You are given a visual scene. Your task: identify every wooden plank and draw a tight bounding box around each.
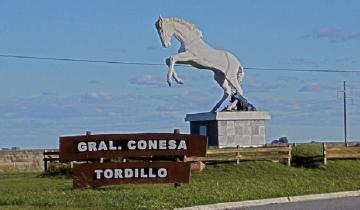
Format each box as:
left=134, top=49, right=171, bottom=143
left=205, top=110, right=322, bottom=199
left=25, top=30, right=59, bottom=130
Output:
left=59, top=133, right=207, bottom=162
left=327, top=146, right=360, bottom=151
left=206, top=148, right=238, bottom=154
left=185, top=156, right=237, bottom=162
left=185, top=156, right=204, bottom=162
left=185, top=154, right=289, bottom=162
left=73, top=162, right=191, bottom=188
left=239, top=154, right=289, bottom=160
left=326, top=153, right=360, bottom=159
left=0, top=162, right=33, bottom=166
left=238, top=147, right=289, bottom=153
left=236, top=145, right=240, bottom=165
left=206, top=147, right=289, bottom=154
left=186, top=146, right=291, bottom=163
left=287, top=145, right=292, bottom=166
left=323, top=143, right=327, bottom=165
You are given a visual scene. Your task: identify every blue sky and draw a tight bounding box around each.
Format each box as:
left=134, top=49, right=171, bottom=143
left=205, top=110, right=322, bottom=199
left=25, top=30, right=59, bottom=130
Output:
left=0, top=0, right=359, bottom=148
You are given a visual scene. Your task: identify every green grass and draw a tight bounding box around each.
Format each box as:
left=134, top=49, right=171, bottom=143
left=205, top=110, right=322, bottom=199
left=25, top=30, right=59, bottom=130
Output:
left=1, top=144, right=360, bottom=210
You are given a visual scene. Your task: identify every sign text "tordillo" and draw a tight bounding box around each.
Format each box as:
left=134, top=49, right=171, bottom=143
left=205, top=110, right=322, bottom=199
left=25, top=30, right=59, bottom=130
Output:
left=73, top=162, right=191, bottom=188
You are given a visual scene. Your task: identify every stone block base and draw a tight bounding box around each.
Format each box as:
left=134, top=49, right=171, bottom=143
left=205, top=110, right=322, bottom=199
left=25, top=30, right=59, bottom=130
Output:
left=185, top=112, right=271, bottom=148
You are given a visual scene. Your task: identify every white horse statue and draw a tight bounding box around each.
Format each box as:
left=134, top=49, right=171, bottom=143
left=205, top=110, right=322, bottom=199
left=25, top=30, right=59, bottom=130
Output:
left=155, top=16, right=255, bottom=112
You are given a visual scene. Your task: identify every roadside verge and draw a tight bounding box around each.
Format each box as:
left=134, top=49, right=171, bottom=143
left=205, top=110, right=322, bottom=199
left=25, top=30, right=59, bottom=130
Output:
left=176, top=190, right=360, bottom=210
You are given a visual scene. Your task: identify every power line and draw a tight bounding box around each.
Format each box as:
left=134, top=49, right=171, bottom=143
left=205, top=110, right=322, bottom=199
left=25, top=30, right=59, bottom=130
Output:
left=0, top=54, right=164, bottom=66
left=1, top=53, right=360, bottom=73
left=245, top=67, right=359, bottom=73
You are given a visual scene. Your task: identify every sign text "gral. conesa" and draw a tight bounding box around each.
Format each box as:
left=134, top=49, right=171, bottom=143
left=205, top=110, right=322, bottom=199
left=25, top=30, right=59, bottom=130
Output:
left=76, top=139, right=188, bottom=152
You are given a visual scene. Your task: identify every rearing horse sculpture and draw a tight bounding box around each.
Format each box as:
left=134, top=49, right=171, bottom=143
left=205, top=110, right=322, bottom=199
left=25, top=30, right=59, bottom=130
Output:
left=155, top=16, right=255, bottom=112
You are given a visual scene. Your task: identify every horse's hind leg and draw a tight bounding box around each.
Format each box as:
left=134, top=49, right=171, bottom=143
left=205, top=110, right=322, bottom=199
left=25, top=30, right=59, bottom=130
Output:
left=211, top=91, right=229, bottom=112
left=224, top=69, right=244, bottom=110
left=226, top=68, right=256, bottom=111
left=226, top=70, right=243, bottom=96
left=211, top=72, right=231, bottom=112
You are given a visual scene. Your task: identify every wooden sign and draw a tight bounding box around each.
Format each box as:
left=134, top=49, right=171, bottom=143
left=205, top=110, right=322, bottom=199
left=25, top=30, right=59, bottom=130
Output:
left=73, top=162, right=191, bottom=188
left=59, top=133, right=207, bottom=162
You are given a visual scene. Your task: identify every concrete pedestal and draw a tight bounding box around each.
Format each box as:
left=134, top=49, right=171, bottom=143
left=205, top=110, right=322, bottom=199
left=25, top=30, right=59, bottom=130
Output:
left=185, top=112, right=271, bottom=148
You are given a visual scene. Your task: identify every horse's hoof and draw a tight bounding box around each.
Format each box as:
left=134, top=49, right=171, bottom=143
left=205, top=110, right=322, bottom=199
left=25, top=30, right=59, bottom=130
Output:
left=167, top=81, right=172, bottom=87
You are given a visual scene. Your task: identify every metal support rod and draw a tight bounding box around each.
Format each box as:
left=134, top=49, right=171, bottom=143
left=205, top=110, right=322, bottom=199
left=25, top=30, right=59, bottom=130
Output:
left=343, top=81, right=348, bottom=147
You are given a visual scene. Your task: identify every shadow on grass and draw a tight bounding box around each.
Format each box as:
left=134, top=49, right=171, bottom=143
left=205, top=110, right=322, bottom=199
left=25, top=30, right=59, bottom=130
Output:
left=292, top=155, right=324, bottom=168
left=291, top=144, right=325, bottom=169
left=40, top=167, right=73, bottom=178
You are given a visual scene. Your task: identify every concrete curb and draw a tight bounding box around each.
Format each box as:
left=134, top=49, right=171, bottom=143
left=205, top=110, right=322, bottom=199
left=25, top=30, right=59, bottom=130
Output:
left=175, top=190, right=360, bottom=210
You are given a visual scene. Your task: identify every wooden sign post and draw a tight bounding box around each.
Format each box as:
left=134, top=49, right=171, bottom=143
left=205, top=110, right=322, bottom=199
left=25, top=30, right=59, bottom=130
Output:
left=59, top=130, right=207, bottom=188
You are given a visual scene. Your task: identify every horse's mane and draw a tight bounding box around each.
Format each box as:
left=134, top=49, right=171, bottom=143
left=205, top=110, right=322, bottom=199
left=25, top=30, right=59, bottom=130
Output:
left=164, top=17, right=203, bottom=38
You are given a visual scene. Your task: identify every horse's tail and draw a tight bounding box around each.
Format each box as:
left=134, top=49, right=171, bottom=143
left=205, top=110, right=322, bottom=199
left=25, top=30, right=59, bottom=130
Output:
left=237, top=64, right=244, bottom=85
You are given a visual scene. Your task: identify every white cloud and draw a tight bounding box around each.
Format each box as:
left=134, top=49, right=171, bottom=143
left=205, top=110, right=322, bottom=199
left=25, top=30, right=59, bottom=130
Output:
left=298, top=82, right=333, bottom=92
left=299, top=83, right=322, bottom=92
left=129, top=74, right=165, bottom=86
left=88, top=80, right=101, bottom=84
left=244, top=77, right=287, bottom=92
left=312, top=26, right=360, bottom=42
left=84, top=91, right=113, bottom=101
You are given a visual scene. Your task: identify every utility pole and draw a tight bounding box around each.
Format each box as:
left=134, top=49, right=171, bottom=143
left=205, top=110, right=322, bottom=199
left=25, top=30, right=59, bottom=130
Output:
left=342, top=81, right=348, bottom=147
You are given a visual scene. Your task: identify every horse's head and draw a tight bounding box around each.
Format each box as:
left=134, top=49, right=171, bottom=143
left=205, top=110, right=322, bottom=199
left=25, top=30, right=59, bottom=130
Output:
left=155, top=16, right=173, bottom=48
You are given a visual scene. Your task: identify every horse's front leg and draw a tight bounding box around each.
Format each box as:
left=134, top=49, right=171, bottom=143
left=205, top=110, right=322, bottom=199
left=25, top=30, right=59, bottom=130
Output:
left=166, top=52, right=194, bottom=86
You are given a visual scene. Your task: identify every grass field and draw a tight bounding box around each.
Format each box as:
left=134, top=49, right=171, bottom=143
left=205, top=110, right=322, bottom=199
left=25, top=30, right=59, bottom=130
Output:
left=1, top=144, right=360, bottom=210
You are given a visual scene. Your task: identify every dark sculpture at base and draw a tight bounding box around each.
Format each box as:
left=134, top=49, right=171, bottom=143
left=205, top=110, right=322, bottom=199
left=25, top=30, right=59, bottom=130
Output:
left=223, top=94, right=256, bottom=111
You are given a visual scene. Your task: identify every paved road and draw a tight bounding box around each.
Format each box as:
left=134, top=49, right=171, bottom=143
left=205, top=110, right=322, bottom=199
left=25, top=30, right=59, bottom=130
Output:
left=238, top=196, right=360, bottom=210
